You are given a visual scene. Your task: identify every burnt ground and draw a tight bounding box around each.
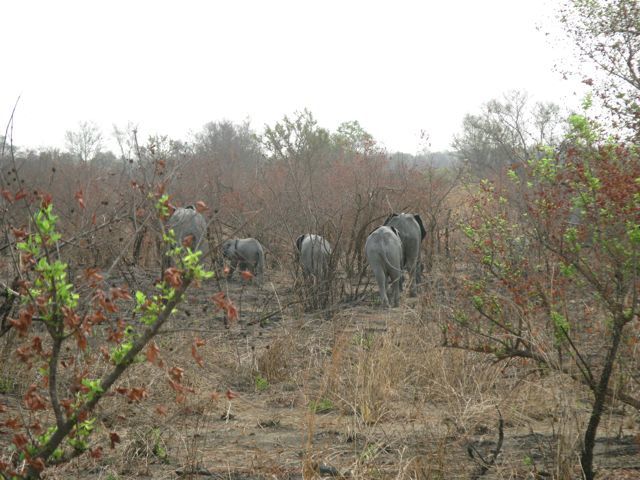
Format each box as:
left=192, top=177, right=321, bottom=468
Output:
left=1, top=265, right=639, bottom=479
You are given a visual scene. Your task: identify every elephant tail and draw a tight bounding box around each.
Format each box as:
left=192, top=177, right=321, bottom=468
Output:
left=380, top=251, right=404, bottom=275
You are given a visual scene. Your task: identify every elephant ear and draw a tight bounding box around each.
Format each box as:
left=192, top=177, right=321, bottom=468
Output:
left=414, top=214, right=427, bottom=240
left=383, top=213, right=398, bottom=226
left=295, top=235, right=306, bottom=252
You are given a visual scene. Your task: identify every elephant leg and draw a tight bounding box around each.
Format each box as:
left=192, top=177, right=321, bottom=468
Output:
left=415, top=255, right=424, bottom=286
left=227, top=260, right=237, bottom=279
left=406, top=255, right=419, bottom=297
left=389, top=272, right=401, bottom=307
left=256, top=255, right=264, bottom=285
left=372, top=265, right=389, bottom=308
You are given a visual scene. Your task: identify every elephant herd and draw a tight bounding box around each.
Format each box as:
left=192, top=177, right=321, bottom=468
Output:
left=166, top=206, right=426, bottom=308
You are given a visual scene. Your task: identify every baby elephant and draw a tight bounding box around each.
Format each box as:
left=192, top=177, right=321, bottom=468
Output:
left=222, top=238, right=265, bottom=284
left=365, top=226, right=403, bottom=308
left=295, top=234, right=332, bottom=282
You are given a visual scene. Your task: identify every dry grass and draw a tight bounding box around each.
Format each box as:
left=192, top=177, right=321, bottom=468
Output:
left=1, top=261, right=639, bottom=480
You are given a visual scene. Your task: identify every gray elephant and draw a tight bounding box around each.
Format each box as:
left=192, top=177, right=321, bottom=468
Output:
left=295, top=234, right=332, bottom=281
left=383, top=212, right=426, bottom=297
left=222, top=237, right=265, bottom=284
left=165, top=205, right=207, bottom=268
left=365, top=225, right=403, bottom=308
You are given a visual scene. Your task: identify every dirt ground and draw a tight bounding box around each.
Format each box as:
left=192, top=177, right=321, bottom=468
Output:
left=1, top=265, right=639, bottom=479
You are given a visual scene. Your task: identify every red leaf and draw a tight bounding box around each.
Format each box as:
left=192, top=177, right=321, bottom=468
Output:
left=240, top=270, right=254, bottom=281
left=85, top=267, right=103, bottom=285
left=14, top=189, right=27, bottom=201
left=4, top=417, right=21, bottom=429
left=225, top=389, right=238, bottom=400
left=28, top=457, right=45, bottom=472
left=13, top=433, right=29, bottom=449
left=146, top=342, right=161, bottom=365
left=90, top=446, right=103, bottom=459
left=191, top=342, right=204, bottom=368
left=211, top=292, right=238, bottom=322
left=182, top=234, right=194, bottom=248
left=10, top=227, right=27, bottom=240
left=110, top=286, right=132, bottom=301
left=126, top=387, right=148, bottom=403
left=39, top=192, right=52, bottom=208
left=75, top=190, right=85, bottom=209
left=163, top=267, right=183, bottom=288
left=109, top=432, right=121, bottom=449
left=169, top=367, right=184, bottom=383
left=24, top=385, right=48, bottom=410
left=156, top=405, right=168, bottom=416
left=1, top=190, right=13, bottom=203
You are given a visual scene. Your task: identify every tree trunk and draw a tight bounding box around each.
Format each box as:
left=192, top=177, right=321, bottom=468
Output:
left=580, top=318, right=624, bottom=480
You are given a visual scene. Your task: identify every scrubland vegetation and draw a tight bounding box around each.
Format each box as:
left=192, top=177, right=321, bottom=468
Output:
left=1, top=1, right=640, bottom=479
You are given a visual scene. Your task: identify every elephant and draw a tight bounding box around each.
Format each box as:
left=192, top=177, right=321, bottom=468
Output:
left=222, top=237, right=265, bottom=284
left=365, top=225, right=403, bottom=308
left=383, top=212, right=426, bottom=297
left=295, top=234, right=332, bottom=282
left=164, top=205, right=207, bottom=268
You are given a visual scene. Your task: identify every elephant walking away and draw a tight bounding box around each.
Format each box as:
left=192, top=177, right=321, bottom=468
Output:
left=222, top=238, right=265, bottom=284
left=165, top=205, right=207, bottom=268
left=295, top=234, right=332, bottom=282
left=383, top=212, right=426, bottom=297
left=365, top=226, right=403, bottom=308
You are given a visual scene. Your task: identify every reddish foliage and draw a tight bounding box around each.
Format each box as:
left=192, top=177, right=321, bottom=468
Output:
left=211, top=292, right=238, bottom=322
left=10, top=306, right=34, bottom=336
left=10, top=226, right=26, bottom=240
left=146, top=341, right=162, bottom=367
left=12, top=433, right=28, bottom=449
left=163, top=267, right=183, bottom=288
left=109, top=286, right=132, bottom=301
left=24, top=385, right=47, bottom=411
left=240, top=270, right=254, bottom=281
left=14, top=189, right=27, bottom=201
left=4, top=417, right=21, bottom=429
left=28, top=457, right=45, bottom=472
left=89, top=446, right=103, bottom=459
left=195, top=200, right=208, bottom=212
left=191, top=337, right=205, bottom=367
left=84, top=267, right=104, bottom=286
left=225, top=389, right=238, bottom=400
left=109, top=432, right=121, bottom=449
left=169, top=367, right=184, bottom=383
left=181, top=234, right=194, bottom=248
left=106, top=318, right=126, bottom=343
left=116, top=387, right=148, bottom=403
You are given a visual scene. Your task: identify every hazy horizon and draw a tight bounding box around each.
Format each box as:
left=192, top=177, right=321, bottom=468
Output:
left=2, top=0, right=586, bottom=154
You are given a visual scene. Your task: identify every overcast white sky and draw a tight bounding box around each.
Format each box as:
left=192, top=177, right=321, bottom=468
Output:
left=2, top=0, right=584, bottom=153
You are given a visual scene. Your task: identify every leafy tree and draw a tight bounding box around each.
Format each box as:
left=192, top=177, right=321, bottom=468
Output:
left=0, top=190, right=225, bottom=479
left=443, top=110, right=639, bottom=479
left=559, top=0, right=640, bottom=138
left=262, top=109, right=331, bottom=167
left=331, top=120, right=377, bottom=155
left=453, top=91, right=563, bottom=178
left=64, top=121, right=103, bottom=163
